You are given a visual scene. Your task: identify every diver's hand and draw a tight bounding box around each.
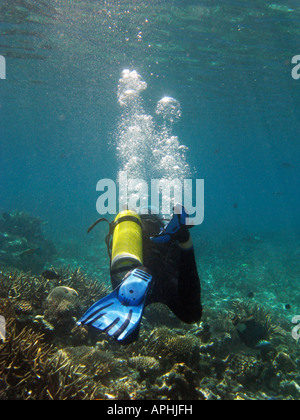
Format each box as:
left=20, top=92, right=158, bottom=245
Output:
left=150, top=204, right=193, bottom=244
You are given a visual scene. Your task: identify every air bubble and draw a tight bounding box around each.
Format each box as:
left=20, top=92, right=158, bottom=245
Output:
left=156, top=96, right=182, bottom=123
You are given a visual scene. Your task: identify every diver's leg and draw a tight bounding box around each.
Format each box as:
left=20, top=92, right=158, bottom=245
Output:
left=178, top=234, right=193, bottom=250
left=169, top=233, right=202, bottom=323
left=150, top=204, right=202, bottom=323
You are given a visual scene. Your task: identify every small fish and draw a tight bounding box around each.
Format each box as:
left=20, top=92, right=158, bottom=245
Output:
left=41, top=269, right=60, bottom=280
left=255, top=340, right=273, bottom=351
left=19, top=247, right=41, bottom=257
left=247, top=292, right=255, bottom=299
left=242, top=236, right=262, bottom=244
left=233, top=203, right=238, bottom=209
left=273, top=192, right=286, bottom=197
left=281, top=162, right=293, bottom=168
left=285, top=304, right=291, bottom=310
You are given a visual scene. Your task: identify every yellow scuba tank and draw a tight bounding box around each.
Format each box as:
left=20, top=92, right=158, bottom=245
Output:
left=111, top=210, right=143, bottom=285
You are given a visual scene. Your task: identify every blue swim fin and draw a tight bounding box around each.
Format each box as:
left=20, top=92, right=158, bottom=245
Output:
left=151, top=203, right=192, bottom=244
left=77, top=268, right=152, bottom=342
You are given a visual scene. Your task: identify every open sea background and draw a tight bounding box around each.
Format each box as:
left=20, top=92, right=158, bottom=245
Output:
left=0, top=0, right=299, bottom=312
left=1, top=0, right=300, bottom=401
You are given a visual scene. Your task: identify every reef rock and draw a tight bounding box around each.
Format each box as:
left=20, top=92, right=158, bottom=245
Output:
left=273, top=352, right=296, bottom=374
left=47, top=286, right=79, bottom=302
left=279, top=380, right=300, bottom=398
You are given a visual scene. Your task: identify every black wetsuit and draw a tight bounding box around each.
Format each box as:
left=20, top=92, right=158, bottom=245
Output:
left=140, top=214, right=202, bottom=324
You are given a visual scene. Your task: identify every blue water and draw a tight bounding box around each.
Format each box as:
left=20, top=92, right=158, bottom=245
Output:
left=1, top=0, right=300, bottom=401
left=1, top=0, right=299, bottom=242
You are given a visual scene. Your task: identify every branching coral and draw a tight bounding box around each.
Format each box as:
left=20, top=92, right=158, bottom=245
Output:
left=143, top=327, right=199, bottom=366
left=0, top=325, right=54, bottom=399
left=44, top=354, right=96, bottom=400
left=0, top=267, right=111, bottom=360
left=50, top=266, right=109, bottom=307
left=59, top=346, right=124, bottom=383
left=0, top=325, right=97, bottom=400
left=225, top=354, right=264, bottom=386
left=128, top=356, right=160, bottom=376
left=0, top=270, right=50, bottom=309
left=0, top=267, right=109, bottom=318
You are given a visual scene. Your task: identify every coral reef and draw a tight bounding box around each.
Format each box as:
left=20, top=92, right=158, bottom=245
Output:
left=0, top=267, right=108, bottom=348
left=0, top=228, right=299, bottom=400
left=0, top=323, right=97, bottom=400
left=230, top=300, right=287, bottom=347
left=0, top=266, right=299, bottom=400
left=144, top=327, right=199, bottom=368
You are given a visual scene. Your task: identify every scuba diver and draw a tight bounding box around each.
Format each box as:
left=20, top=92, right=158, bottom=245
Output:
left=78, top=204, right=202, bottom=344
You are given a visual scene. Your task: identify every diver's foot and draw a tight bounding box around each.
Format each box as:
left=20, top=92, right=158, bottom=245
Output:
left=78, top=268, right=152, bottom=343
left=151, top=204, right=193, bottom=244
